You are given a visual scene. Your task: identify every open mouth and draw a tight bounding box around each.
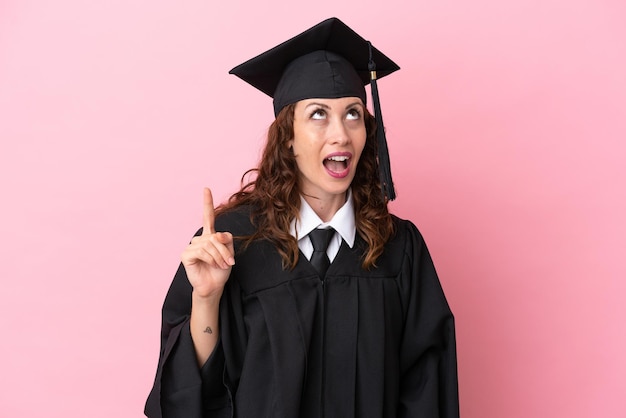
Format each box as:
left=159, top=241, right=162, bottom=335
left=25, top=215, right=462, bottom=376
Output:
left=323, top=154, right=351, bottom=178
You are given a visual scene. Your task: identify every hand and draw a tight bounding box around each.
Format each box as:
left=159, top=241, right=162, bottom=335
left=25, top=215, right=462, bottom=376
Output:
left=181, top=188, right=235, bottom=299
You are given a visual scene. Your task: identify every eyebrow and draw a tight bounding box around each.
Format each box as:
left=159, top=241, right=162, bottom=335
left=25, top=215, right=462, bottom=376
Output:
left=304, top=101, right=364, bottom=110
left=305, top=102, right=330, bottom=110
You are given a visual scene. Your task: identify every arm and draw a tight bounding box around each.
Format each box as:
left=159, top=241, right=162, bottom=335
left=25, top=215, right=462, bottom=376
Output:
left=145, top=188, right=235, bottom=418
left=184, top=188, right=235, bottom=367
left=398, top=221, right=459, bottom=418
left=190, top=291, right=222, bottom=366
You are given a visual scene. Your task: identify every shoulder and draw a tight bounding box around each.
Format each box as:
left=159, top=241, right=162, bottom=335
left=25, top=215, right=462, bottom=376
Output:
left=214, top=205, right=256, bottom=236
left=389, top=214, right=427, bottom=250
left=188, top=205, right=256, bottom=238
left=363, top=215, right=429, bottom=276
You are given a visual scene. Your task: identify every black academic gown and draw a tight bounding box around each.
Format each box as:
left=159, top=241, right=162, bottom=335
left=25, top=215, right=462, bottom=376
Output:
left=145, top=207, right=459, bottom=418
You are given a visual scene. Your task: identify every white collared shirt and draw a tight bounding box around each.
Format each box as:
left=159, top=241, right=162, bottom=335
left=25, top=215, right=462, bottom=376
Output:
left=289, top=189, right=356, bottom=262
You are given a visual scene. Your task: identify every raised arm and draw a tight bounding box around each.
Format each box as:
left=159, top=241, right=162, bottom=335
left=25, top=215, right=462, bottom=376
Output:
left=182, top=187, right=235, bottom=366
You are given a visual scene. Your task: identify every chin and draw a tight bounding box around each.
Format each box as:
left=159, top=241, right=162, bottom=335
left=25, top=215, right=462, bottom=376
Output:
left=325, top=182, right=352, bottom=196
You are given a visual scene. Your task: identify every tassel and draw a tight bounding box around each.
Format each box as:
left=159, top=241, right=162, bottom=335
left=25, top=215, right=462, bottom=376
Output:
left=368, top=42, right=396, bottom=201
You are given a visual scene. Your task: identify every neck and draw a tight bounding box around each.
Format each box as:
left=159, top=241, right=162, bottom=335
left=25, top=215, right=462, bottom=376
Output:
left=302, top=192, right=346, bottom=223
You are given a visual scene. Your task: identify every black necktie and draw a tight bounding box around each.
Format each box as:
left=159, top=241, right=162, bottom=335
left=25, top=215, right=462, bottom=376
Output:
left=309, top=228, right=335, bottom=278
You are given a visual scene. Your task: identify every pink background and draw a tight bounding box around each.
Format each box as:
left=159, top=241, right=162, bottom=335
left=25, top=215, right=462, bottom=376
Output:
left=1, top=1, right=625, bottom=417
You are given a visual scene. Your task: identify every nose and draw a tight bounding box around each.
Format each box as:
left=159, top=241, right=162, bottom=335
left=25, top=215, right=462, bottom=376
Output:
left=328, top=117, right=351, bottom=146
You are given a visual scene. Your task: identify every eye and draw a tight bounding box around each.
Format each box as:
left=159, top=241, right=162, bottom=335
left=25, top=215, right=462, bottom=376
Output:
left=346, top=108, right=362, bottom=120
left=310, top=108, right=327, bottom=120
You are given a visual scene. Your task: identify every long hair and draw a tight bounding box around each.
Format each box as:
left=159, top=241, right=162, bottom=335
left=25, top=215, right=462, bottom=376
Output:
left=217, top=103, right=395, bottom=270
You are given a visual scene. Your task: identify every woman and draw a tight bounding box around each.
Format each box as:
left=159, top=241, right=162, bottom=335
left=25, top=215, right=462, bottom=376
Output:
left=146, top=17, right=459, bottom=418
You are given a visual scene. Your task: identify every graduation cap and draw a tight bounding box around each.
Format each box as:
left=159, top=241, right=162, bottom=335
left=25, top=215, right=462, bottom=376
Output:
left=229, top=17, right=399, bottom=200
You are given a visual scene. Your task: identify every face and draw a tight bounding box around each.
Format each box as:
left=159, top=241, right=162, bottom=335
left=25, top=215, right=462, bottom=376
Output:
left=289, top=97, right=367, bottom=204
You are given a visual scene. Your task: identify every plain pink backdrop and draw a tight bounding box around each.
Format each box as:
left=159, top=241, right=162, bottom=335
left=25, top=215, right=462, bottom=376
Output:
left=1, top=1, right=625, bottom=417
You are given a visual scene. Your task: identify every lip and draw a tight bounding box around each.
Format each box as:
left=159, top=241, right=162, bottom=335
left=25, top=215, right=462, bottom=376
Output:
left=323, top=151, right=353, bottom=179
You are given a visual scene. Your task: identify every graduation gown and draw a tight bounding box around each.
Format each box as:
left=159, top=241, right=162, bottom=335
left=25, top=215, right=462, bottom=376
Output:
left=145, top=207, right=459, bottom=418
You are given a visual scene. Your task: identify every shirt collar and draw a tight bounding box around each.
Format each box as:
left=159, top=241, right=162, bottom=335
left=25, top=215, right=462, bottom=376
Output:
left=290, top=189, right=356, bottom=248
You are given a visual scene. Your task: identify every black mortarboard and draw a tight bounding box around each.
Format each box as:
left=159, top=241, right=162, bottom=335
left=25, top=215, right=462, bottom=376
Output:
left=229, top=17, right=399, bottom=200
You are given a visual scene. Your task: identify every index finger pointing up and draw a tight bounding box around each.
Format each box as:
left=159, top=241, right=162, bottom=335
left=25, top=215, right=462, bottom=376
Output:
left=202, top=187, right=216, bottom=235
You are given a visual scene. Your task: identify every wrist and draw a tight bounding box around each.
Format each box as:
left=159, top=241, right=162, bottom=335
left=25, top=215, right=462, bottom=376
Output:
left=192, top=288, right=223, bottom=306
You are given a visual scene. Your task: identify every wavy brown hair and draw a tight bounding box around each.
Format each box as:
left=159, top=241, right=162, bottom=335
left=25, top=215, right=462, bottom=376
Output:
left=216, top=102, right=395, bottom=270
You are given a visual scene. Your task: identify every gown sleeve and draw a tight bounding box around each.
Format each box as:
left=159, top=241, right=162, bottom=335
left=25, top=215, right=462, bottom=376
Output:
left=144, top=236, right=231, bottom=418
left=397, top=221, right=460, bottom=418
